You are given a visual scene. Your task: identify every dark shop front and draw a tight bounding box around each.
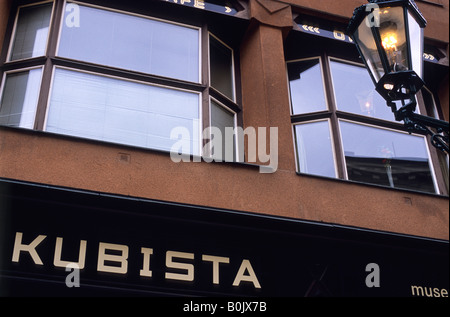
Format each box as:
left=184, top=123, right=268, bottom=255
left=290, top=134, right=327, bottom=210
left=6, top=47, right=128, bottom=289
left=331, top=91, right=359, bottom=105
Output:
left=0, top=179, right=448, bottom=297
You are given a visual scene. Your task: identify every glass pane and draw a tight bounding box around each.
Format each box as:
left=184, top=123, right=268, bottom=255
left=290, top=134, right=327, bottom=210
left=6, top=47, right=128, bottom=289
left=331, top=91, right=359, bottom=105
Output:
left=210, top=100, right=235, bottom=161
left=330, top=60, right=394, bottom=121
left=0, top=68, right=42, bottom=129
left=407, top=11, right=424, bottom=78
left=46, top=68, right=200, bottom=154
left=9, top=3, right=52, bottom=61
left=379, top=7, right=409, bottom=72
left=340, top=121, right=436, bottom=193
left=59, top=4, right=200, bottom=83
left=210, top=36, right=234, bottom=100
left=354, top=18, right=384, bottom=82
left=295, top=121, right=336, bottom=178
left=288, top=59, right=327, bottom=115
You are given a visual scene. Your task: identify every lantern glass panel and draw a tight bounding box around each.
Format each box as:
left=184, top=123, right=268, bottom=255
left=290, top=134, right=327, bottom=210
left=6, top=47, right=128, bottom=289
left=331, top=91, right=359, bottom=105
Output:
left=378, top=7, right=410, bottom=73
left=407, top=11, right=424, bottom=78
left=354, top=20, right=385, bottom=83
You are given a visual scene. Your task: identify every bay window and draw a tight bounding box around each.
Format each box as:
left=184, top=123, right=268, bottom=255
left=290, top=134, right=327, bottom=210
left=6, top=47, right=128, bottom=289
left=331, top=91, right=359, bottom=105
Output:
left=288, top=56, right=442, bottom=194
left=0, top=0, right=241, bottom=158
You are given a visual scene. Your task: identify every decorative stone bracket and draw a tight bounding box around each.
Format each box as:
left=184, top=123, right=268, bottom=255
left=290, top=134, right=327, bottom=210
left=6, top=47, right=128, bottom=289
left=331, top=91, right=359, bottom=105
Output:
left=249, top=0, right=294, bottom=35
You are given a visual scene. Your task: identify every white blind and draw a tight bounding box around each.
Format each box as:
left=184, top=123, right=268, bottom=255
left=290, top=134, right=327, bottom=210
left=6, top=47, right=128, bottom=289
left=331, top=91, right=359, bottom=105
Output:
left=46, top=68, right=200, bottom=154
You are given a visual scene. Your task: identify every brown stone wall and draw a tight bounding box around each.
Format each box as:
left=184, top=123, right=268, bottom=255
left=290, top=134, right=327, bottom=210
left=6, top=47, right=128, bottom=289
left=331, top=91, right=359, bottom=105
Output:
left=0, top=0, right=12, bottom=51
left=0, top=128, right=448, bottom=240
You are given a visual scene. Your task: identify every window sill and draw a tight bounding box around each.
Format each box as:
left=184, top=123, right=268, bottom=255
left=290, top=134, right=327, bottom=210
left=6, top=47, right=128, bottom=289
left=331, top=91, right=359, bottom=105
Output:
left=0, top=125, right=262, bottom=171
left=295, top=171, right=449, bottom=199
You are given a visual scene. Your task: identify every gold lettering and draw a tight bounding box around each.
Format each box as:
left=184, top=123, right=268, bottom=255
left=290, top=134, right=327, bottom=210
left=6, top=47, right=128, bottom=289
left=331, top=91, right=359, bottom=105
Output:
left=433, top=288, right=442, bottom=297
left=412, top=285, right=449, bottom=297
left=12, top=232, right=46, bottom=265
left=202, top=255, right=230, bottom=285
left=423, top=53, right=435, bottom=61
left=334, top=30, right=346, bottom=41
left=53, top=237, right=87, bottom=269
left=194, top=0, right=205, bottom=9
left=97, top=243, right=129, bottom=275
left=140, top=248, right=154, bottom=278
left=165, top=251, right=195, bottom=282
left=411, top=285, right=424, bottom=296
left=232, top=259, right=261, bottom=289
left=301, top=25, right=320, bottom=34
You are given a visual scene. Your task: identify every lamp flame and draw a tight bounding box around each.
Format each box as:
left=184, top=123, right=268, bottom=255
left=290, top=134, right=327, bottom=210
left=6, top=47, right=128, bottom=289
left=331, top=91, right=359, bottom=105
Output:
left=382, top=33, right=398, bottom=50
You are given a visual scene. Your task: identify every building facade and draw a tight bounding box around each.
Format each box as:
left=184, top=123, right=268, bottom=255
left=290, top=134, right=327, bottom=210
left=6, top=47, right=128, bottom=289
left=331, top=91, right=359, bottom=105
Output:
left=0, top=0, right=448, bottom=297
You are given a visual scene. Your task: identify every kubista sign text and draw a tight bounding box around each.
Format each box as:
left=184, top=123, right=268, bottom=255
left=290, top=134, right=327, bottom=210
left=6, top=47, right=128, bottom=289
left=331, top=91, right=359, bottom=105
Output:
left=11, top=232, right=262, bottom=290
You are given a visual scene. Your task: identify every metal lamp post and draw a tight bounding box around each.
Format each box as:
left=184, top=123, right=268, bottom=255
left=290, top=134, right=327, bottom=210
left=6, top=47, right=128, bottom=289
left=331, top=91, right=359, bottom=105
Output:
left=347, top=0, right=449, bottom=154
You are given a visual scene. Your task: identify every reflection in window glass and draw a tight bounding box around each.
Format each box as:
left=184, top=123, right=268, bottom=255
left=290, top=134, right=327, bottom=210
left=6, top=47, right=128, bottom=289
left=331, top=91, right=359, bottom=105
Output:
left=9, top=3, right=52, bottom=61
left=0, top=69, right=42, bottom=129
left=210, top=36, right=234, bottom=100
left=295, top=121, right=336, bottom=178
left=210, top=100, right=236, bottom=161
left=46, top=68, right=200, bottom=154
left=288, top=59, right=327, bottom=115
left=330, top=60, right=393, bottom=121
left=58, top=4, right=200, bottom=83
left=340, top=121, right=436, bottom=193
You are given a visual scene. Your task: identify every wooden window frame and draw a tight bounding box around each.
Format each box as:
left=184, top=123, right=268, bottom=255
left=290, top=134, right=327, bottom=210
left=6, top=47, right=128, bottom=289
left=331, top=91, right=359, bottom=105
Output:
left=288, top=50, right=449, bottom=196
left=0, top=0, right=243, bottom=157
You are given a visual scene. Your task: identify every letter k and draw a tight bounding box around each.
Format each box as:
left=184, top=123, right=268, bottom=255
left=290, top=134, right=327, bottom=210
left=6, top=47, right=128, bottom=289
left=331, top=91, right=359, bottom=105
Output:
left=12, top=232, right=47, bottom=265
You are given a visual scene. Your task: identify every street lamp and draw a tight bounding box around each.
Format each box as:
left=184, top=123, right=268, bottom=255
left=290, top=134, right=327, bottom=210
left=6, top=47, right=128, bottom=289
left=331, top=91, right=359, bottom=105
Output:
left=347, top=0, right=449, bottom=154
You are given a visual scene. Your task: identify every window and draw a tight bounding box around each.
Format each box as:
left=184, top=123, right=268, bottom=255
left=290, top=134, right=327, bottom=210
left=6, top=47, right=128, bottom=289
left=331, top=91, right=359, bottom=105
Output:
left=329, top=60, right=393, bottom=121
left=8, top=2, right=52, bottom=61
left=288, top=58, right=327, bottom=115
left=294, top=120, right=336, bottom=178
left=0, top=68, right=43, bottom=128
left=58, top=4, right=200, bottom=83
left=340, top=121, right=435, bottom=193
left=209, top=34, right=235, bottom=100
left=288, top=56, right=440, bottom=194
left=210, top=98, right=237, bottom=161
left=46, top=68, right=200, bottom=154
left=208, top=34, right=238, bottom=161
left=1, top=0, right=241, bottom=157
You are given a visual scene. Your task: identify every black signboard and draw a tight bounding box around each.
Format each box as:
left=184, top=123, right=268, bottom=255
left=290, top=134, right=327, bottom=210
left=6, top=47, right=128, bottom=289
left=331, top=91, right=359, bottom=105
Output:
left=0, top=179, right=448, bottom=297
left=160, top=0, right=238, bottom=16
left=296, top=21, right=440, bottom=64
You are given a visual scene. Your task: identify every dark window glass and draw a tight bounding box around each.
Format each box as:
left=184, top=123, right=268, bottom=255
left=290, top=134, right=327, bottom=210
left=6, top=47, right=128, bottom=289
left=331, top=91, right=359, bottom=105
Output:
left=9, top=3, right=52, bottom=61
left=210, top=35, right=234, bottom=100
left=210, top=99, right=236, bottom=161
left=0, top=68, right=42, bottom=129
left=340, top=121, right=436, bottom=193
